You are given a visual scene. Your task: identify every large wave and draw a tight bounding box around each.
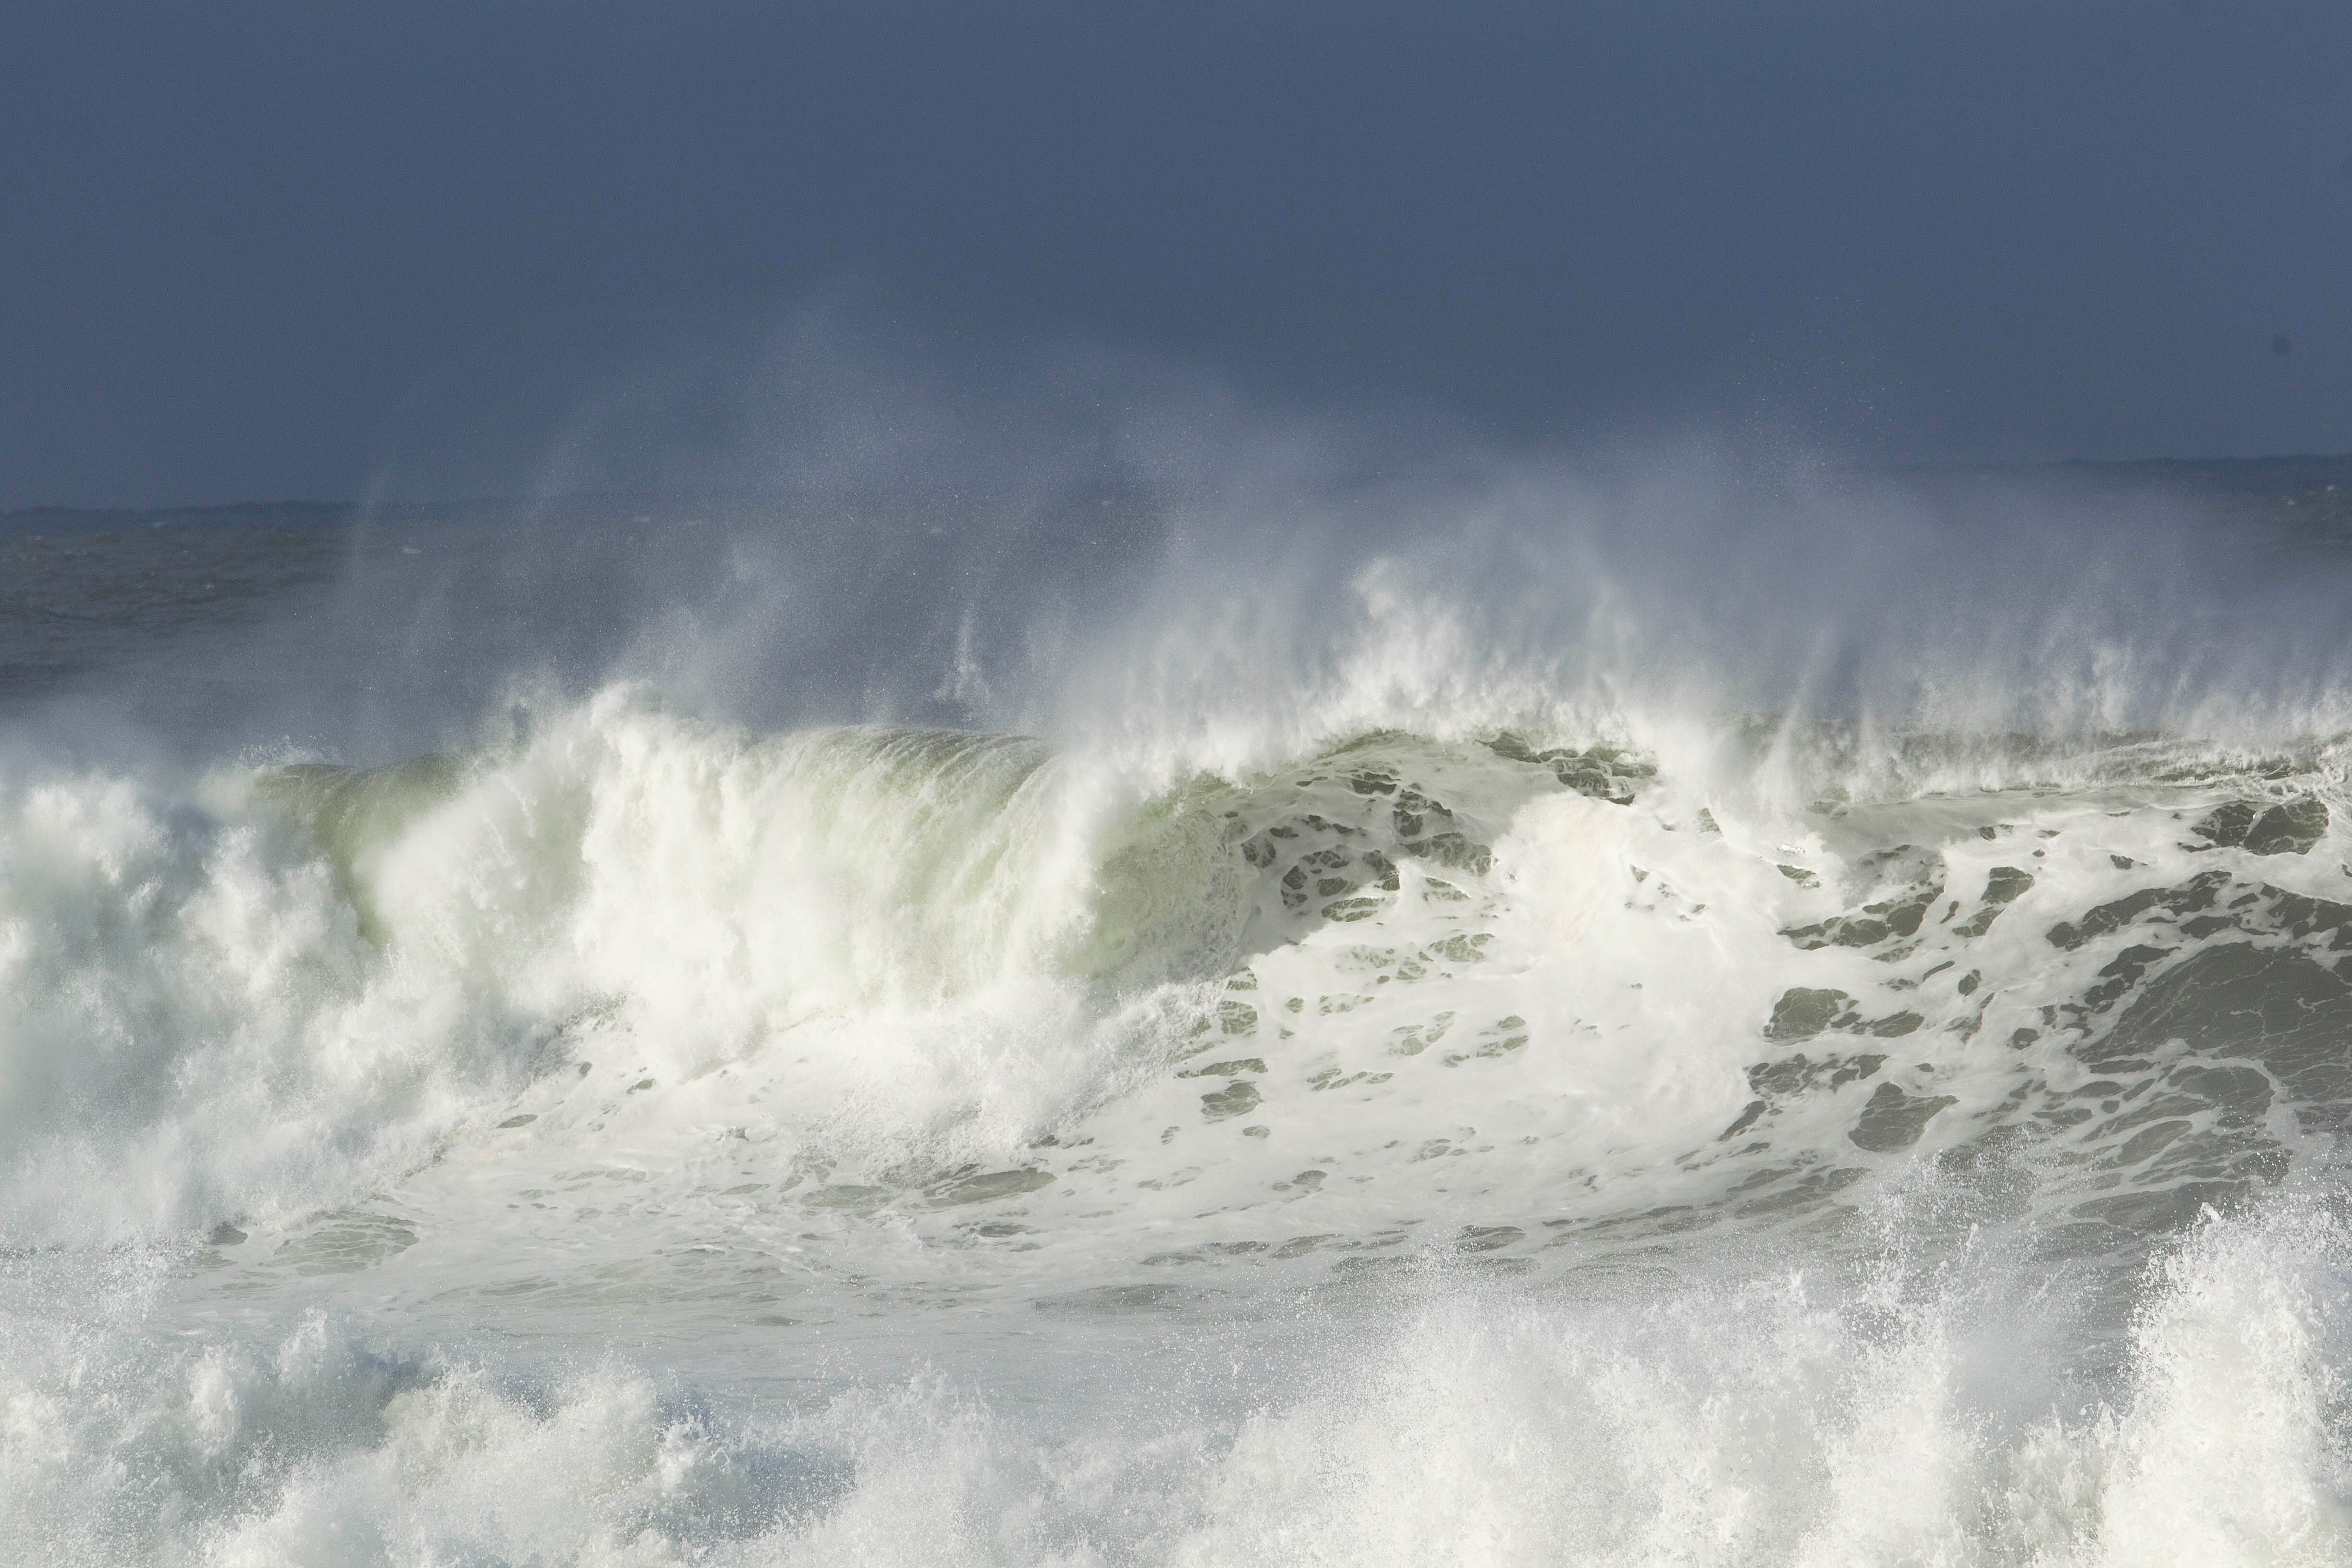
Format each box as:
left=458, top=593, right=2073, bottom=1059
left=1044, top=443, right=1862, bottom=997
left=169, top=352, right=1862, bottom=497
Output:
left=9, top=424, right=2352, bottom=1561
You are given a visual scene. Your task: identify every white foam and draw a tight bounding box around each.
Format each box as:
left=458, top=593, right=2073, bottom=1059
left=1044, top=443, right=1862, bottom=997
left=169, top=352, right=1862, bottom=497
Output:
left=7, top=1206, right=2341, bottom=1565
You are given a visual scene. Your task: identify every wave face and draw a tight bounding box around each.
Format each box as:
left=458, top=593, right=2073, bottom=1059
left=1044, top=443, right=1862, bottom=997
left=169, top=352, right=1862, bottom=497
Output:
left=9, top=461, right=2352, bottom=1563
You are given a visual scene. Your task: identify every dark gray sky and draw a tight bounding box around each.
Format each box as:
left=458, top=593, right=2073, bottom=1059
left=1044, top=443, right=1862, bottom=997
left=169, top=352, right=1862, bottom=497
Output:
left=4, top=0, right=2348, bottom=508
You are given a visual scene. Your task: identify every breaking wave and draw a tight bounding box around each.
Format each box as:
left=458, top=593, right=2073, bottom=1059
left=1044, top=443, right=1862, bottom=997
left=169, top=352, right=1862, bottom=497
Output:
left=10, top=438, right=2352, bottom=1561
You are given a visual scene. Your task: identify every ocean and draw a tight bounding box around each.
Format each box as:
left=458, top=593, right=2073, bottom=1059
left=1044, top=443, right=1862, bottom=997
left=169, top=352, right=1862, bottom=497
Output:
left=6, top=451, right=2352, bottom=1565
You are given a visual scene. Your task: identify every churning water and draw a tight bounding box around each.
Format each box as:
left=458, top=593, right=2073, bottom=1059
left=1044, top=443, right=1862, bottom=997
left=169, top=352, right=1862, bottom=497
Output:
left=7, top=447, right=2352, bottom=1564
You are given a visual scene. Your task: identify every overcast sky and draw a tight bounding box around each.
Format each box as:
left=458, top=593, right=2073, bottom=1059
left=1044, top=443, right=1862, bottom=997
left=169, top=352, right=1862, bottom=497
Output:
left=3, top=0, right=2347, bottom=508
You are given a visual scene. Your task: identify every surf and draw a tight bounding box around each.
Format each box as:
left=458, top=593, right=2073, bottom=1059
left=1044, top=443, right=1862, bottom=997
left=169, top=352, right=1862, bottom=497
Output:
left=9, top=448, right=2352, bottom=1563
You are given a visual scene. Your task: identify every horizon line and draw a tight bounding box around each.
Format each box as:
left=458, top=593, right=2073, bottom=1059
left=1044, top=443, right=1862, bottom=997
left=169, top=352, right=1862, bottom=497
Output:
left=8, top=450, right=2352, bottom=521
